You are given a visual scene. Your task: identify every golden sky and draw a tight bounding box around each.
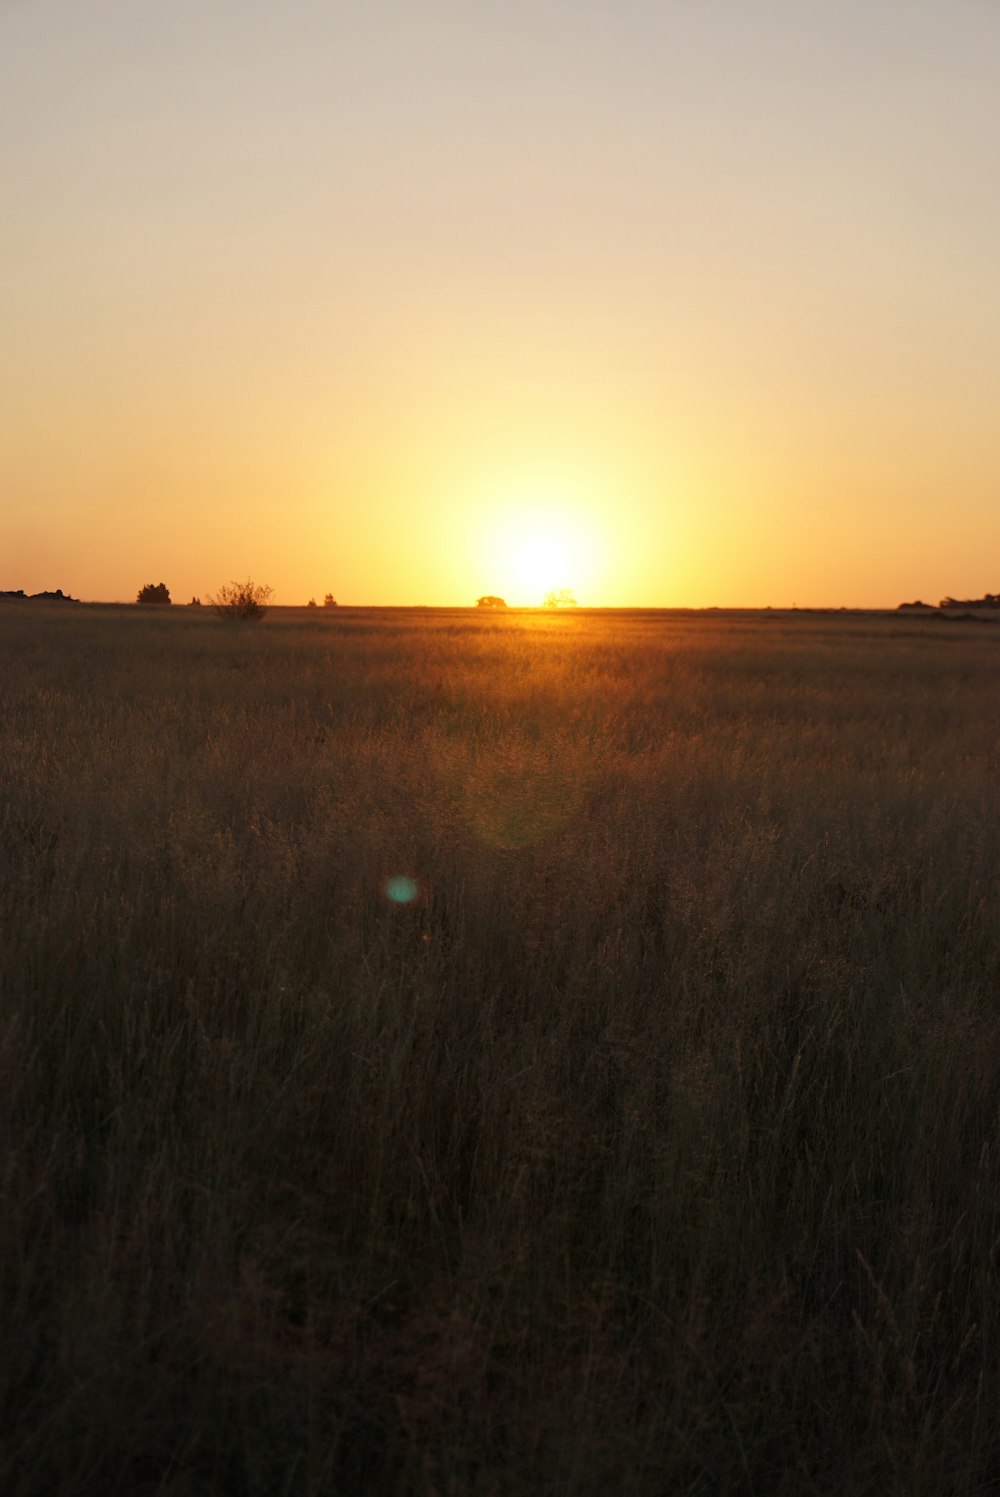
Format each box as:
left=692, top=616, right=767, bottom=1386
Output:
left=3, top=1, right=999, bottom=607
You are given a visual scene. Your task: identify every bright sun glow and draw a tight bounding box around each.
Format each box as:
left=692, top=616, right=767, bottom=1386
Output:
left=514, top=534, right=572, bottom=595
left=472, top=486, right=607, bottom=606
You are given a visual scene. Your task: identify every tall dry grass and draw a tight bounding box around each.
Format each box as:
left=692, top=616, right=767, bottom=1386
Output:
left=2, top=603, right=999, bottom=1494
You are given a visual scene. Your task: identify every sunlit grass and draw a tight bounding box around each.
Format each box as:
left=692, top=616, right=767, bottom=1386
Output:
left=2, top=603, right=999, bottom=1494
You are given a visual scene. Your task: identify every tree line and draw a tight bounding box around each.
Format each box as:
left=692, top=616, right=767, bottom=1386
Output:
left=136, top=582, right=338, bottom=618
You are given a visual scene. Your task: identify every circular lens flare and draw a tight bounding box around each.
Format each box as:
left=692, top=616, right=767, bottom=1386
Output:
left=384, top=875, right=419, bottom=904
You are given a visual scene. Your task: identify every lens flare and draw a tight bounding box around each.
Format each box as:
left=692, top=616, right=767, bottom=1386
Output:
left=384, top=874, right=419, bottom=904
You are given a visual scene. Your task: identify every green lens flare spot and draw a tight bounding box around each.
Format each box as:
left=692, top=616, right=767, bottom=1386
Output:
left=385, top=875, right=419, bottom=904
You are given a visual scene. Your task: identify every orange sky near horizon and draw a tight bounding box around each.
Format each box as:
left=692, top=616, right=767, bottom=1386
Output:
left=3, top=1, right=999, bottom=609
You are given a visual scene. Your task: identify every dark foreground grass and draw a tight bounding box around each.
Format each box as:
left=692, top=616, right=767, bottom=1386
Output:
left=2, top=603, right=999, bottom=1495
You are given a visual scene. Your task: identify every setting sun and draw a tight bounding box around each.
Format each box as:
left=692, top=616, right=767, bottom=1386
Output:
left=514, top=535, right=568, bottom=597
left=470, top=490, right=607, bottom=607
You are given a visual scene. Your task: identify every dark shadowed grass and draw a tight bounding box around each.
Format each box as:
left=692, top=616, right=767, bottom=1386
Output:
left=2, top=604, right=1000, bottom=1494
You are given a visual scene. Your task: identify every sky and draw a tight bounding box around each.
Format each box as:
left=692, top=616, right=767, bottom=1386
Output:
left=2, top=0, right=999, bottom=607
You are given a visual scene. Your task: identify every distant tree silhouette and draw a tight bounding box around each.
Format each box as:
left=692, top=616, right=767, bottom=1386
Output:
left=208, top=579, right=273, bottom=621
left=939, top=593, right=1000, bottom=609
left=323, top=593, right=338, bottom=608
left=476, top=595, right=507, bottom=608
left=307, top=597, right=318, bottom=608
left=2, top=588, right=76, bottom=602
left=189, top=596, right=202, bottom=606
left=137, top=582, right=171, bottom=605
left=543, top=588, right=577, bottom=608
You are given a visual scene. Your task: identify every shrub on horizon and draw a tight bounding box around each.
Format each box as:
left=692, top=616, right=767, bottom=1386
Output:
left=208, top=579, right=273, bottom=622
left=137, top=582, right=171, bottom=605
left=938, top=593, right=1000, bottom=610
left=323, top=593, right=337, bottom=608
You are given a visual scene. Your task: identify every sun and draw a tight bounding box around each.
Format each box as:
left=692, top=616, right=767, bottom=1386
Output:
left=474, top=492, right=603, bottom=606
left=514, top=534, right=572, bottom=595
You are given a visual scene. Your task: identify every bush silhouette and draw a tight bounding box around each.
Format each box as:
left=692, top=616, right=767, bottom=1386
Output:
left=323, top=593, right=338, bottom=608
left=307, top=597, right=317, bottom=608
left=939, top=593, right=1000, bottom=609
left=477, top=595, right=507, bottom=608
left=137, top=582, right=171, bottom=605
left=208, top=579, right=273, bottom=622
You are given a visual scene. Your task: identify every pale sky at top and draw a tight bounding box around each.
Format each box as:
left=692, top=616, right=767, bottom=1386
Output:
left=2, top=0, right=999, bottom=606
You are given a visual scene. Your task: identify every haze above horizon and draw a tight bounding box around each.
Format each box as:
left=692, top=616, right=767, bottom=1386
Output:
left=3, top=1, right=999, bottom=608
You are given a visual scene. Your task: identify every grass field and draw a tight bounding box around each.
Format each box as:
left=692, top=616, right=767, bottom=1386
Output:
left=2, top=603, right=999, bottom=1495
